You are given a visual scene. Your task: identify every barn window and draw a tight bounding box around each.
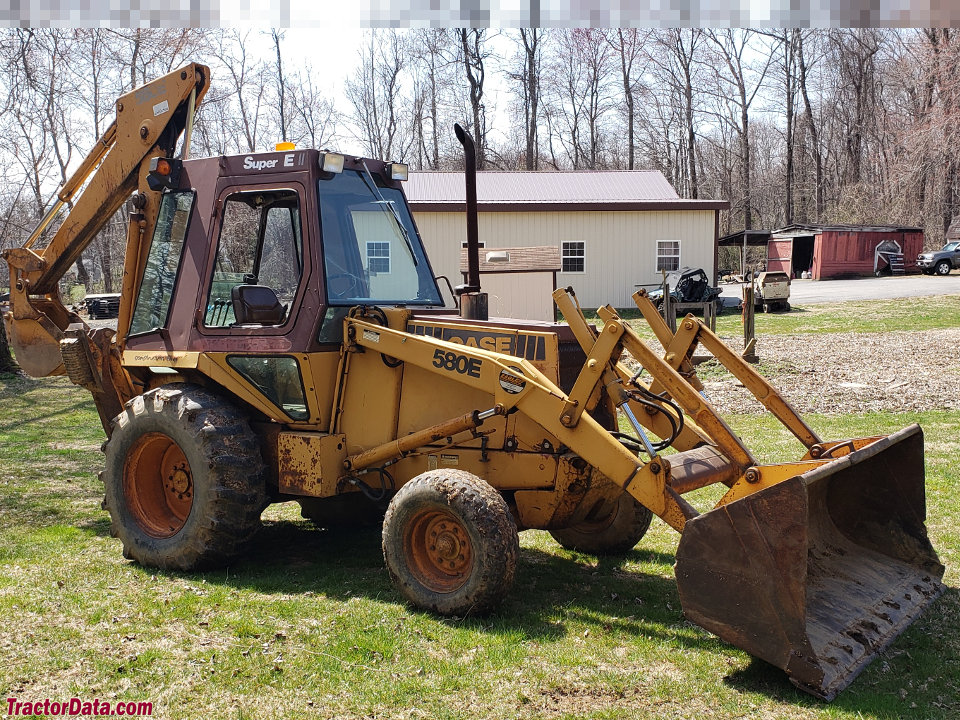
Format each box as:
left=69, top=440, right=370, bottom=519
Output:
left=657, top=240, right=680, bottom=272
left=366, top=241, right=391, bottom=274
left=562, top=241, right=585, bottom=273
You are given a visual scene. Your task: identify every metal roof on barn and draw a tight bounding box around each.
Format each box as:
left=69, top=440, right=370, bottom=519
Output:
left=771, top=223, right=923, bottom=236
left=406, top=171, right=728, bottom=212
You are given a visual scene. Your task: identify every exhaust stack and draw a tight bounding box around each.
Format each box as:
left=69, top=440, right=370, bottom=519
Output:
left=454, top=123, right=487, bottom=321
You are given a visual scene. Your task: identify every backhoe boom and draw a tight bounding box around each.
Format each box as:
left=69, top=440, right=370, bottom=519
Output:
left=2, top=63, right=208, bottom=382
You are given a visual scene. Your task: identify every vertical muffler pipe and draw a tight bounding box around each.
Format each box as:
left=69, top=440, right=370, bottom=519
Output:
left=454, top=123, right=487, bottom=320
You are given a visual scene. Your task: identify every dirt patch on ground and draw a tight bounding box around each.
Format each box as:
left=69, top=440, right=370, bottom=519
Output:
left=694, top=328, right=960, bottom=415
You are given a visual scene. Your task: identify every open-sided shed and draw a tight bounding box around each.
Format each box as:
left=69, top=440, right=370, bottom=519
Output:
left=766, top=224, right=924, bottom=279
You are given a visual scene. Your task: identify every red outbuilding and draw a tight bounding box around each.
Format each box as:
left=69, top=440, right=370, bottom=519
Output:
left=765, top=223, right=924, bottom=279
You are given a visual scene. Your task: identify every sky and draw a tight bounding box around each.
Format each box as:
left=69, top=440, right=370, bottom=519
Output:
left=251, top=28, right=517, bottom=157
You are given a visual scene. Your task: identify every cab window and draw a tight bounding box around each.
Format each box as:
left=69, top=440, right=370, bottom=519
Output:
left=318, top=170, right=442, bottom=306
left=129, top=190, right=195, bottom=336
left=205, top=189, right=303, bottom=327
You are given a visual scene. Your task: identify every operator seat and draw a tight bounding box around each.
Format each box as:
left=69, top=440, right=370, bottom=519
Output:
left=231, top=285, right=287, bottom=325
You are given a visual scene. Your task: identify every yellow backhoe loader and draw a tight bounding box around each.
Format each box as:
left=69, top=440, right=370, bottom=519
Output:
left=2, top=63, right=943, bottom=701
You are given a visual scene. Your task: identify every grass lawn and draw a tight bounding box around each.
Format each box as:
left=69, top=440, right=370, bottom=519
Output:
left=1, top=296, right=958, bottom=719
left=591, top=293, right=960, bottom=340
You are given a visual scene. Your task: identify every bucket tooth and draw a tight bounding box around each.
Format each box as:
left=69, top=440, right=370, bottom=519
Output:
left=675, top=424, right=943, bottom=700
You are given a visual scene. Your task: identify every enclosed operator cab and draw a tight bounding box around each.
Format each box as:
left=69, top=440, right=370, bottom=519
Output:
left=121, top=150, right=444, bottom=428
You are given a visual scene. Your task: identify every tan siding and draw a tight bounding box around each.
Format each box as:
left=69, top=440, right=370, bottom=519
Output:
left=414, top=210, right=716, bottom=309
left=478, top=272, right=556, bottom=321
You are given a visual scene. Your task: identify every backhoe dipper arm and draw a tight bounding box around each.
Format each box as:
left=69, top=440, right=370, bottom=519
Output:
left=2, top=63, right=209, bottom=381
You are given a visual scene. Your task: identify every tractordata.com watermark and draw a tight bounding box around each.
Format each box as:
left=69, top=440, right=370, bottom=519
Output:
left=7, top=698, right=153, bottom=717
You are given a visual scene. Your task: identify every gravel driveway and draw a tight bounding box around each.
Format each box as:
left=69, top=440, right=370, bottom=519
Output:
left=720, top=274, right=960, bottom=304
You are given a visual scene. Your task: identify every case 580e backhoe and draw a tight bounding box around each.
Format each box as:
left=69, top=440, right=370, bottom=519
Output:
left=2, top=63, right=943, bottom=701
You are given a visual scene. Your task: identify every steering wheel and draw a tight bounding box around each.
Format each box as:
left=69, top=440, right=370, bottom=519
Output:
left=327, top=272, right=361, bottom=299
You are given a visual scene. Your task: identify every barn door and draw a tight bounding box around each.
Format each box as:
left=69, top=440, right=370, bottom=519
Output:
left=767, top=239, right=793, bottom=275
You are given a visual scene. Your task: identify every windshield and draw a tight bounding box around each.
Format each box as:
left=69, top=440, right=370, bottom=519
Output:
left=317, top=169, right=443, bottom=306
left=943, top=242, right=959, bottom=252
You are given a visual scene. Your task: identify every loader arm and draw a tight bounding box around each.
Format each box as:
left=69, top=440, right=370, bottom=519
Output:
left=345, top=303, right=942, bottom=701
left=344, top=315, right=694, bottom=531
left=2, top=63, right=208, bottom=428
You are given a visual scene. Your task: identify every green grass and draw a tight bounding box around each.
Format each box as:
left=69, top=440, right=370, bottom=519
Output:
left=1, top=371, right=958, bottom=719
left=2, top=294, right=959, bottom=716
left=590, top=294, right=960, bottom=339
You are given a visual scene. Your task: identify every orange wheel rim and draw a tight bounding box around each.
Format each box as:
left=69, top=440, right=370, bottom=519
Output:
left=405, top=509, right=474, bottom=593
left=122, top=432, right=193, bottom=538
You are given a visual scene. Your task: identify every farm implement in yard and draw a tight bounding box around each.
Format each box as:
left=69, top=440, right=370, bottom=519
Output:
left=2, top=62, right=943, bottom=700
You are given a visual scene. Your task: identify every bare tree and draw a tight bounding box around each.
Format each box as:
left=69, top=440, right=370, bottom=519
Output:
left=409, top=29, right=456, bottom=169
left=455, top=29, right=491, bottom=169
left=647, top=29, right=704, bottom=196
left=829, top=30, right=884, bottom=188
left=286, top=67, right=337, bottom=150
left=271, top=29, right=288, bottom=143
left=515, top=29, right=544, bottom=169
left=607, top=29, right=648, bottom=170
left=545, top=29, right=616, bottom=169
left=705, top=29, right=775, bottom=230
left=765, top=29, right=801, bottom=224
left=797, top=30, right=826, bottom=219
left=215, top=30, right=268, bottom=153
left=346, top=30, right=411, bottom=161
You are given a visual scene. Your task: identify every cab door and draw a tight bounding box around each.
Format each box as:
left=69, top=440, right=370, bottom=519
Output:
left=187, top=180, right=322, bottom=426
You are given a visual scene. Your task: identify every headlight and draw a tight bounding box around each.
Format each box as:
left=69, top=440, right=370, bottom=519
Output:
left=319, top=152, right=344, bottom=174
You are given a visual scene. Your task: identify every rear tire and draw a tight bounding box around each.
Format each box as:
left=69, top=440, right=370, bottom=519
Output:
left=102, top=384, right=267, bottom=570
left=550, top=492, right=653, bottom=555
left=382, top=469, right=518, bottom=616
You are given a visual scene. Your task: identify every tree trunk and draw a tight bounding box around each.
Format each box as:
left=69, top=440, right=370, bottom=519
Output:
left=272, top=29, right=288, bottom=143
left=784, top=31, right=798, bottom=225
left=798, top=32, right=823, bottom=218
left=76, top=256, right=91, bottom=292
left=459, top=29, right=487, bottom=169
left=617, top=30, right=635, bottom=170
left=520, top=29, right=540, bottom=170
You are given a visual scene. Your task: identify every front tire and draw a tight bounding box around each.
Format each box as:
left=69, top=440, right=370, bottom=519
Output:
left=935, top=260, right=952, bottom=276
left=550, top=492, right=653, bottom=555
left=102, top=384, right=267, bottom=570
left=382, top=469, right=518, bottom=616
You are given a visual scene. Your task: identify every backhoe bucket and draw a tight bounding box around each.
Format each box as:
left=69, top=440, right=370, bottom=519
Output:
left=675, top=424, right=943, bottom=700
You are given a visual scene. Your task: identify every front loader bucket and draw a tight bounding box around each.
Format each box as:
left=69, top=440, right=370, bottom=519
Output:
left=675, top=424, right=943, bottom=700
